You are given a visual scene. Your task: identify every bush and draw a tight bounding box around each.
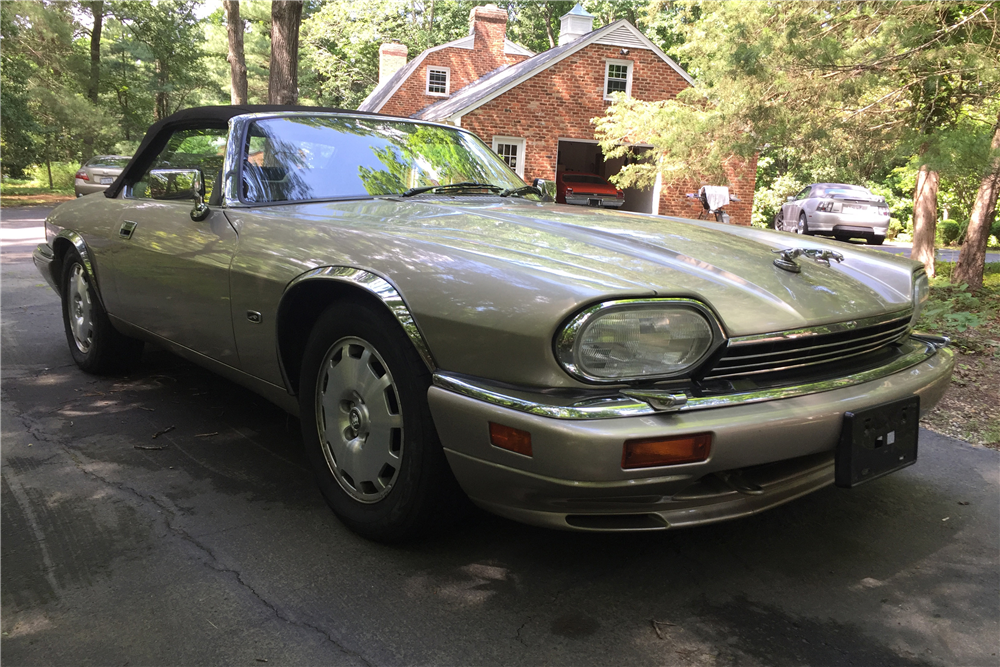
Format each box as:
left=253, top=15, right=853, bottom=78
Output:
left=26, top=161, right=79, bottom=190
left=938, top=220, right=961, bottom=246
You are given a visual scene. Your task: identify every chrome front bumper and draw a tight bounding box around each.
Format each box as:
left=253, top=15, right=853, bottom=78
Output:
left=427, top=339, right=954, bottom=531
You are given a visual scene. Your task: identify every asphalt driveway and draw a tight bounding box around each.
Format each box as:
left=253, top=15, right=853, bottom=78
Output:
left=3, top=207, right=998, bottom=666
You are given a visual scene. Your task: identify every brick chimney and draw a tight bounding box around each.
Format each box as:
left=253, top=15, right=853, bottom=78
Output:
left=469, top=4, right=508, bottom=65
left=378, top=40, right=408, bottom=85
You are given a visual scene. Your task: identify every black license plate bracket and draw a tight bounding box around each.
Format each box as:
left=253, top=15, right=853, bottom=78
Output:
left=836, top=395, right=919, bottom=488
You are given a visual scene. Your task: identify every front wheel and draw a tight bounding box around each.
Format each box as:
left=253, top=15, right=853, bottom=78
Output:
left=61, top=249, right=143, bottom=374
left=773, top=210, right=783, bottom=230
left=868, top=235, right=885, bottom=246
left=298, top=301, right=467, bottom=542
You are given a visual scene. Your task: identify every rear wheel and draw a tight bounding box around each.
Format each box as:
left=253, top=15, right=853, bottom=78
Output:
left=796, top=213, right=810, bottom=235
left=61, top=249, right=143, bottom=374
left=868, top=235, right=885, bottom=246
left=298, top=301, right=467, bottom=542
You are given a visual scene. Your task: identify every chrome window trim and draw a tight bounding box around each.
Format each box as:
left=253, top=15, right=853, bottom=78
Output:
left=554, top=298, right=726, bottom=384
left=280, top=266, right=436, bottom=373
left=434, top=335, right=951, bottom=420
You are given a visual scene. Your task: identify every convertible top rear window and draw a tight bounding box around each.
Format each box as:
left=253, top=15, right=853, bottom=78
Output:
left=242, top=116, right=526, bottom=203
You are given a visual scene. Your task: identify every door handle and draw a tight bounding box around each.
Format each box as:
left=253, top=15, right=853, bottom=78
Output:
left=119, top=220, right=138, bottom=239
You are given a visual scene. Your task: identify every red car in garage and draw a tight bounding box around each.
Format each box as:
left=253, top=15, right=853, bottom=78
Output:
left=555, top=171, right=625, bottom=208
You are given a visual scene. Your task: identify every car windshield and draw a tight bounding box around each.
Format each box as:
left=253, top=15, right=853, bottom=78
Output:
left=242, top=116, right=527, bottom=203
left=87, top=156, right=130, bottom=168
left=563, top=174, right=607, bottom=185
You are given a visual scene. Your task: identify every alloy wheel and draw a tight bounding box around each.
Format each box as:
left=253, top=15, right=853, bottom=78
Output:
left=67, top=263, right=94, bottom=353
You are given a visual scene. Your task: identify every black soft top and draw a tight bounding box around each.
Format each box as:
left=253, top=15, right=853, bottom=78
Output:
left=105, top=105, right=383, bottom=198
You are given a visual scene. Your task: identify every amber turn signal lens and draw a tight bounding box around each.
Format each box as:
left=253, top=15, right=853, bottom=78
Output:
left=622, top=433, right=711, bottom=469
left=489, top=422, right=532, bottom=457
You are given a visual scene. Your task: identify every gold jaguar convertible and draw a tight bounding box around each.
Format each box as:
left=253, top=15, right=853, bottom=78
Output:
left=33, top=106, right=954, bottom=541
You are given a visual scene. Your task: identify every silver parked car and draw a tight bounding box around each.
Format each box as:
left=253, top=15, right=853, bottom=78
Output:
left=775, top=183, right=891, bottom=244
left=34, top=107, right=953, bottom=541
left=74, top=155, right=131, bottom=197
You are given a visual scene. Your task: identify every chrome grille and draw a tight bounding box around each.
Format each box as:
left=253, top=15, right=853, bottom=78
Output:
left=704, top=311, right=912, bottom=381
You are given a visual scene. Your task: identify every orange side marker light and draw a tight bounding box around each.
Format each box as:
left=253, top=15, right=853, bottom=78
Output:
left=622, top=433, right=712, bottom=469
left=489, top=422, right=532, bottom=457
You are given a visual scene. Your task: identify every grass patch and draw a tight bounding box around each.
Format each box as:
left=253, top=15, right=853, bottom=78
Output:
left=917, top=260, right=1000, bottom=448
left=1, top=178, right=74, bottom=207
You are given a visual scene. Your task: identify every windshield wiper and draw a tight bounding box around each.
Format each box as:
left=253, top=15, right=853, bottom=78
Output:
left=401, top=181, right=504, bottom=197
left=499, top=185, right=542, bottom=198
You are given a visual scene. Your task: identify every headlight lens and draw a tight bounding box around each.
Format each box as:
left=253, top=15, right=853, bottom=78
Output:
left=910, top=270, right=930, bottom=329
left=556, top=301, right=717, bottom=382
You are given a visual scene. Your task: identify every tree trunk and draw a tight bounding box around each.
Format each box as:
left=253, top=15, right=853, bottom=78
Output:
left=46, top=160, right=53, bottom=190
left=911, top=164, right=939, bottom=278
left=85, top=1, right=103, bottom=104
left=268, top=0, right=302, bottom=105
left=224, top=0, right=248, bottom=105
left=952, top=114, right=1000, bottom=290
left=543, top=3, right=555, bottom=49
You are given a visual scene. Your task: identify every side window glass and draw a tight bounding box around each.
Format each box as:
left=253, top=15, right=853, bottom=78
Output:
left=796, top=187, right=811, bottom=200
left=130, top=128, right=228, bottom=200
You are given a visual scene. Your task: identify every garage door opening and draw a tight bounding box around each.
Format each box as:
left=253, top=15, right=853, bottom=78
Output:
left=556, top=140, right=654, bottom=214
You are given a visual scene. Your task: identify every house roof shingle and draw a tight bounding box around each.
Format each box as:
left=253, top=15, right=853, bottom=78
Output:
left=410, top=20, right=693, bottom=122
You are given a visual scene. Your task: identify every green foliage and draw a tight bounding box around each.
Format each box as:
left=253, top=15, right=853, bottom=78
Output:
left=26, top=162, right=80, bottom=190
left=592, top=0, right=1000, bottom=249
left=751, top=173, right=805, bottom=228
left=0, top=4, right=37, bottom=177
left=918, top=262, right=1000, bottom=354
left=938, top=220, right=961, bottom=246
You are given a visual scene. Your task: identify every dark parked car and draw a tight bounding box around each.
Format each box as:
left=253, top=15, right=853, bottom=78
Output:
left=74, top=155, right=131, bottom=197
left=34, top=106, right=953, bottom=541
left=775, top=183, right=891, bottom=244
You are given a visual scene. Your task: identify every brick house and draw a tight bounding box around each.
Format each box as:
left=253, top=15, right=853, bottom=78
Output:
left=359, top=4, right=756, bottom=224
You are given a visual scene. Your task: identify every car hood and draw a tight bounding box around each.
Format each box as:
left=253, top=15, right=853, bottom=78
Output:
left=258, top=197, right=919, bottom=337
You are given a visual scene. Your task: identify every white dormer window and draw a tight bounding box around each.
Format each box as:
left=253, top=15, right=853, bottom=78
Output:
left=426, top=66, right=450, bottom=96
left=604, top=59, right=633, bottom=100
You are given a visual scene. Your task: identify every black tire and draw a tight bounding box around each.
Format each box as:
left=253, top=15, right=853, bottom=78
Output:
left=773, top=210, right=783, bottom=230
left=869, top=235, right=885, bottom=246
left=796, top=213, right=810, bottom=235
left=61, top=249, right=144, bottom=374
left=298, top=300, right=468, bottom=542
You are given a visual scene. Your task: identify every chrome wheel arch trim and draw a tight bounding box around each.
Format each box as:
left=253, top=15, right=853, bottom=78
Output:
left=278, top=266, right=437, bottom=392
left=51, top=229, right=106, bottom=310
left=433, top=335, right=952, bottom=420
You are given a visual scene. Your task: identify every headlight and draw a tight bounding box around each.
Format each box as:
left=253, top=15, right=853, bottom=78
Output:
left=910, top=270, right=930, bottom=329
left=555, top=300, right=719, bottom=382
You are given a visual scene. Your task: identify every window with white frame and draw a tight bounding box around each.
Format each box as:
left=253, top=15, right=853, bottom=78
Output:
left=426, top=66, right=450, bottom=96
left=492, top=137, right=525, bottom=178
left=603, top=59, right=633, bottom=100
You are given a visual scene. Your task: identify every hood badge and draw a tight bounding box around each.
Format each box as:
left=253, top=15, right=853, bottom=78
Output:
left=773, top=248, right=845, bottom=273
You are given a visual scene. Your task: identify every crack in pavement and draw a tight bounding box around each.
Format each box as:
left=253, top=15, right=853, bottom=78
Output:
left=11, top=406, right=378, bottom=667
